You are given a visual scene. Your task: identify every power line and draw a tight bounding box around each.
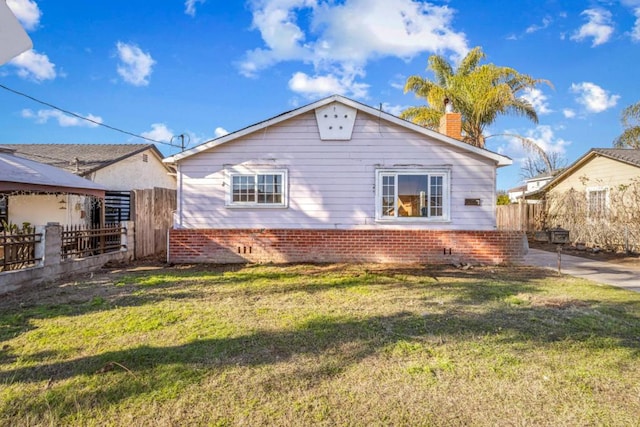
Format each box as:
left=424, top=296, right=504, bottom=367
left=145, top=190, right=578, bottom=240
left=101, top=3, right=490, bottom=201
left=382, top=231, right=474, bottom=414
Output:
left=0, top=83, right=178, bottom=148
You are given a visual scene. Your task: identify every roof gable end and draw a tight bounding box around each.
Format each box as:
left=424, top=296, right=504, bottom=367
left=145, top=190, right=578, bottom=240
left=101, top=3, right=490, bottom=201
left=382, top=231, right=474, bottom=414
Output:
left=164, top=95, right=512, bottom=167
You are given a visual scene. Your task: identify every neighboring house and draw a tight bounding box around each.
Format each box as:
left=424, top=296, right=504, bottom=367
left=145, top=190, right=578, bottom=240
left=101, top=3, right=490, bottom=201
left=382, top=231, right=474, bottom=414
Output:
left=164, top=95, right=527, bottom=265
left=507, top=171, right=558, bottom=203
left=541, top=148, right=640, bottom=251
left=3, top=143, right=175, bottom=224
left=0, top=146, right=106, bottom=230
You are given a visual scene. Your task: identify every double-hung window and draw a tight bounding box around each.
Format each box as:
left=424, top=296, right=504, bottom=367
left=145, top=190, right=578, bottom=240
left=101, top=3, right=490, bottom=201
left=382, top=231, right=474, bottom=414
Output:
left=586, top=186, right=608, bottom=220
left=376, top=169, right=450, bottom=221
left=228, top=169, right=287, bottom=207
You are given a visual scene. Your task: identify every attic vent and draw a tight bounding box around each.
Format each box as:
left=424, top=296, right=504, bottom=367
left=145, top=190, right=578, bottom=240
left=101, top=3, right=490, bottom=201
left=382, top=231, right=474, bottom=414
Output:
left=142, top=154, right=148, bottom=163
left=314, top=102, right=357, bottom=140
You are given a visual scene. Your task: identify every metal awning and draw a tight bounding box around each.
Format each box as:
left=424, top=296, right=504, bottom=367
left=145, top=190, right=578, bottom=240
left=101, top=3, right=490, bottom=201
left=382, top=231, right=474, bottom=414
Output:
left=0, top=149, right=106, bottom=198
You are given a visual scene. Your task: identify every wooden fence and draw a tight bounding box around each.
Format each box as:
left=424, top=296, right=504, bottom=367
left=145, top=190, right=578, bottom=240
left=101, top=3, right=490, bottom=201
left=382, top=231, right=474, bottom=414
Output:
left=132, top=187, right=176, bottom=258
left=496, top=203, right=545, bottom=232
left=0, top=227, right=41, bottom=272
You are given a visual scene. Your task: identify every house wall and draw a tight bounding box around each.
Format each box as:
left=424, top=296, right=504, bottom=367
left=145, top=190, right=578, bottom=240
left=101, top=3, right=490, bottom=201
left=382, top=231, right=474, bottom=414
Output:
left=88, top=149, right=176, bottom=191
left=176, top=110, right=499, bottom=231
left=549, top=156, right=639, bottom=194
left=168, top=228, right=527, bottom=265
left=8, top=194, right=86, bottom=227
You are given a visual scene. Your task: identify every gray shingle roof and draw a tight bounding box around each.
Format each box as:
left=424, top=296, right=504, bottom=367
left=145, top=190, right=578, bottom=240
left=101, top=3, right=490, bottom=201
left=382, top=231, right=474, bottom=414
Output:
left=593, top=148, right=640, bottom=167
left=0, top=144, right=156, bottom=176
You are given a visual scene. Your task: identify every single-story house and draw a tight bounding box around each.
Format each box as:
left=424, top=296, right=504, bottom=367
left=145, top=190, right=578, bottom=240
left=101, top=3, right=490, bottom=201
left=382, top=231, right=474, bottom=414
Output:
left=0, top=146, right=106, bottom=230
left=2, top=143, right=176, bottom=225
left=164, top=95, right=527, bottom=265
left=540, top=148, right=640, bottom=251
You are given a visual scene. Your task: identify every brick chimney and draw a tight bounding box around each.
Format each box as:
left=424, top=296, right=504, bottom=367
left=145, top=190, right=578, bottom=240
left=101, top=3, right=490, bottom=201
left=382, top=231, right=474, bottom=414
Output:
left=438, top=98, right=462, bottom=140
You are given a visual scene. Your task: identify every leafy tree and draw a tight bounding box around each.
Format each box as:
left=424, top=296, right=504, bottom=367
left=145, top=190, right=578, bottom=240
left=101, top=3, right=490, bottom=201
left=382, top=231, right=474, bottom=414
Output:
left=614, top=102, right=640, bottom=148
left=496, top=191, right=511, bottom=205
left=401, top=47, right=551, bottom=160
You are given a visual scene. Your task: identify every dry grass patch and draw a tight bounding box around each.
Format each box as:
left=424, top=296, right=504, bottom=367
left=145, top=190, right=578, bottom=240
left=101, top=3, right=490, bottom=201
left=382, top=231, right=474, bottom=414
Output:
left=1, top=263, right=640, bottom=426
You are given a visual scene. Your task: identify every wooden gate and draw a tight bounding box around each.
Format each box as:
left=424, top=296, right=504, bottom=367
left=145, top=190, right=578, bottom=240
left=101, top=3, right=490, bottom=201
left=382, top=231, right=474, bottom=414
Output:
left=132, top=187, right=176, bottom=258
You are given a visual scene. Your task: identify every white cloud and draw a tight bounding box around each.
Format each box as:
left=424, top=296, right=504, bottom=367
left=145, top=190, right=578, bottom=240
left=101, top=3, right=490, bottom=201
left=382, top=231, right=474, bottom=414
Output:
left=185, top=0, right=205, bottom=17
left=21, top=108, right=102, bottom=127
left=570, top=82, right=619, bottom=113
left=6, top=0, right=41, bottom=31
left=142, top=123, right=173, bottom=142
left=570, top=8, right=614, bottom=46
left=562, top=108, right=576, bottom=118
left=9, top=49, right=56, bottom=81
left=525, top=16, right=551, bottom=34
left=519, top=126, right=570, bottom=155
left=631, top=8, right=640, bottom=42
left=115, top=42, right=156, bottom=86
left=381, top=103, right=409, bottom=117
left=288, top=71, right=369, bottom=98
left=389, top=74, right=406, bottom=90
left=521, top=88, right=552, bottom=115
left=240, top=0, right=469, bottom=98
left=500, top=125, right=571, bottom=167
left=214, top=127, right=229, bottom=138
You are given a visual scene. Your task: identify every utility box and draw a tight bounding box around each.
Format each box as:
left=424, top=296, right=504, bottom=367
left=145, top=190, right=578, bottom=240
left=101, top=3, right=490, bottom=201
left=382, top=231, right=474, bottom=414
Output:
left=549, top=227, right=570, bottom=244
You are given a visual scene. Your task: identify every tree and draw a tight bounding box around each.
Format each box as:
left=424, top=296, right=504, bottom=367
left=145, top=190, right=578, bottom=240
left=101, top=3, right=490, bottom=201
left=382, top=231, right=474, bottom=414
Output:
left=520, top=151, right=567, bottom=180
left=614, top=102, right=640, bottom=148
left=401, top=47, right=551, bottom=157
left=496, top=191, right=511, bottom=205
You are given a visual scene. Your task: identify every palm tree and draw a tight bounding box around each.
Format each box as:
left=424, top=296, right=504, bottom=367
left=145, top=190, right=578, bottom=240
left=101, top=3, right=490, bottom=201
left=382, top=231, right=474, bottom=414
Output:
left=401, top=47, right=550, bottom=158
left=614, top=102, right=640, bottom=148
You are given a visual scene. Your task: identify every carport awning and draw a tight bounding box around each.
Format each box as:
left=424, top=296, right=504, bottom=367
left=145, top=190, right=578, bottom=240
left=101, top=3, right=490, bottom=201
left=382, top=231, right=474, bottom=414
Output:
left=0, top=151, right=106, bottom=198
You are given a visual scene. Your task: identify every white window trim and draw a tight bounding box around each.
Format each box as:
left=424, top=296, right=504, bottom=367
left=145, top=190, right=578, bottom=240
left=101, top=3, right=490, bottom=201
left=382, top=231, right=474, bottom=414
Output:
left=375, top=168, right=451, bottom=222
left=586, top=185, right=609, bottom=219
left=225, top=168, right=289, bottom=209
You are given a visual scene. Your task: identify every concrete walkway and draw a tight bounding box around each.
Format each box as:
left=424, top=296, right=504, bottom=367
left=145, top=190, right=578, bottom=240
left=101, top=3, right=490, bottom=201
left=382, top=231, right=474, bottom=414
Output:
left=523, top=248, right=640, bottom=292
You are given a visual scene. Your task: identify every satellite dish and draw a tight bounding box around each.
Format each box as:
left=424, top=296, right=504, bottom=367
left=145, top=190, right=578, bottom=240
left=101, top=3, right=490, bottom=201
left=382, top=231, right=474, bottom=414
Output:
left=0, top=1, right=33, bottom=65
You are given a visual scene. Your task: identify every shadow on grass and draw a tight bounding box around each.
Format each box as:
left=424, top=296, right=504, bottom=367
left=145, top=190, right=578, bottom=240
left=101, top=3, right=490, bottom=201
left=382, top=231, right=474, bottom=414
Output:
left=0, top=264, right=557, bottom=344
left=3, top=299, right=640, bottom=386
left=1, top=295, right=640, bottom=420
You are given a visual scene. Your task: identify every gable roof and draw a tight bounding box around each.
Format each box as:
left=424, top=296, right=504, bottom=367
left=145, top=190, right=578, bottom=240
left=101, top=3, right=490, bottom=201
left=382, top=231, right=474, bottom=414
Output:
left=591, top=148, right=640, bottom=167
left=541, top=148, right=640, bottom=193
left=164, top=94, right=512, bottom=167
left=1, top=143, right=169, bottom=176
left=0, top=146, right=106, bottom=197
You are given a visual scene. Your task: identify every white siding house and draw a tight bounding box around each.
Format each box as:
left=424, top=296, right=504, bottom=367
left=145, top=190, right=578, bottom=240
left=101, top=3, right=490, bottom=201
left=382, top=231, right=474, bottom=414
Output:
left=165, top=95, right=524, bottom=265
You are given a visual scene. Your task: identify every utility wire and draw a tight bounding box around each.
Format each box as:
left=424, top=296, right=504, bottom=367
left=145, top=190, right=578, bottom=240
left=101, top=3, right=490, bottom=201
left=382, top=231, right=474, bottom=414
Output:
left=0, top=83, right=177, bottom=147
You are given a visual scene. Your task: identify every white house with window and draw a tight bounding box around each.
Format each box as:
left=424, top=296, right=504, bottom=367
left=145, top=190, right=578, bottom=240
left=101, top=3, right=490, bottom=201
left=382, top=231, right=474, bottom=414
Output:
left=164, top=95, right=524, bottom=265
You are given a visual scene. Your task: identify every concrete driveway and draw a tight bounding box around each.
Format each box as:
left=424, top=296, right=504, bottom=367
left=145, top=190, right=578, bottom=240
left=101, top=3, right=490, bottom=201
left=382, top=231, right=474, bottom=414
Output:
left=523, top=248, right=640, bottom=292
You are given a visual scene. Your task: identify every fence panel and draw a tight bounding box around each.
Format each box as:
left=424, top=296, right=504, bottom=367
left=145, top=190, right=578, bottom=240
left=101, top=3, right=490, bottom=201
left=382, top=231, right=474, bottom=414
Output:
left=0, top=227, right=41, bottom=272
left=61, top=224, right=126, bottom=259
left=132, top=187, right=176, bottom=258
left=497, top=203, right=545, bottom=232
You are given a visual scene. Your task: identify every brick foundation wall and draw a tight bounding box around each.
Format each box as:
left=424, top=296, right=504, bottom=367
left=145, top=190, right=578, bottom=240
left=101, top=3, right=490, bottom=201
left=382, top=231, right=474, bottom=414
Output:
left=168, top=229, right=527, bottom=265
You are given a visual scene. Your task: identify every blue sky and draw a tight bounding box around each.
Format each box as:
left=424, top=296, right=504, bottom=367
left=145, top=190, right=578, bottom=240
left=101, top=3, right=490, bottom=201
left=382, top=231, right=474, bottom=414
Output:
left=2, top=0, right=640, bottom=190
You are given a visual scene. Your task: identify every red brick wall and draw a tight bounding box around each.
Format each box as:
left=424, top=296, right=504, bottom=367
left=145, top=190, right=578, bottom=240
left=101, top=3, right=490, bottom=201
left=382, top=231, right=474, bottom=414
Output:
left=168, top=229, right=526, bottom=265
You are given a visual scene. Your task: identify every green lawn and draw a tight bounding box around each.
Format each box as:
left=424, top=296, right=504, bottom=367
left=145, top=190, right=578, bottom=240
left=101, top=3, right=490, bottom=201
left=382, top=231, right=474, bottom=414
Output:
left=1, top=263, right=640, bottom=426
